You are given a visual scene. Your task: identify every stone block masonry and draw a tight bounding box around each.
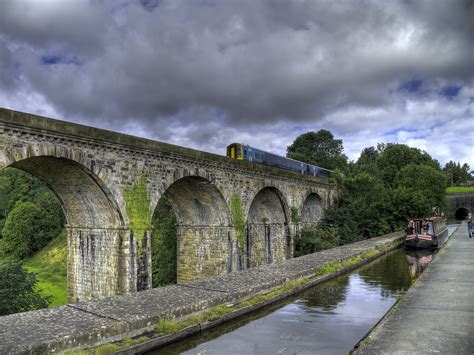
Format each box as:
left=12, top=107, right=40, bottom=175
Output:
left=0, top=231, right=403, bottom=354
left=0, top=107, right=336, bottom=302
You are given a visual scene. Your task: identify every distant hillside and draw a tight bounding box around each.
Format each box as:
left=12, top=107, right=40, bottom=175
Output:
left=23, top=230, right=67, bottom=307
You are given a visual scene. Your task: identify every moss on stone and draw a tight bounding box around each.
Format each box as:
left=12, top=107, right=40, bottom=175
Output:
left=290, top=207, right=301, bottom=223
left=230, top=193, right=245, bottom=252
left=123, top=175, right=151, bottom=242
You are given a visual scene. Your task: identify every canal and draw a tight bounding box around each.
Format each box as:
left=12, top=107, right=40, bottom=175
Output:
left=151, top=222, right=460, bottom=355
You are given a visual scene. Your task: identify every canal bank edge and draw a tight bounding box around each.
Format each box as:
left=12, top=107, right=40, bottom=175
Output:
left=0, top=232, right=403, bottom=354
left=85, top=233, right=404, bottom=355
left=352, top=222, right=465, bottom=354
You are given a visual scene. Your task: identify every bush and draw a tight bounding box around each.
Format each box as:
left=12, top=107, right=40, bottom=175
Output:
left=295, top=226, right=340, bottom=256
left=0, top=263, right=50, bottom=315
left=1, top=202, right=45, bottom=260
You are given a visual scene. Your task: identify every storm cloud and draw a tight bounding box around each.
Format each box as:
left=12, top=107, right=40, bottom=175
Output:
left=0, top=0, right=472, bottom=166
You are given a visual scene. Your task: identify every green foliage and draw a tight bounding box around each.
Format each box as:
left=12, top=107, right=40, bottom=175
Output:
left=123, top=175, right=152, bottom=241
left=151, top=197, right=177, bottom=287
left=0, top=168, right=64, bottom=240
left=286, top=129, right=348, bottom=171
left=2, top=202, right=48, bottom=259
left=323, top=146, right=447, bottom=243
left=375, top=143, right=440, bottom=187
left=295, top=225, right=340, bottom=256
left=0, top=168, right=64, bottom=263
left=230, top=193, right=245, bottom=251
left=0, top=263, right=51, bottom=315
left=0, top=168, right=66, bottom=311
left=290, top=207, right=301, bottom=223
left=322, top=173, right=390, bottom=243
left=443, top=160, right=471, bottom=186
left=23, top=230, right=68, bottom=307
left=394, top=164, right=446, bottom=209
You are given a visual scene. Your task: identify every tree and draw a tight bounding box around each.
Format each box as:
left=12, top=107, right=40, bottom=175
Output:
left=394, top=164, right=447, bottom=210
left=443, top=161, right=471, bottom=186
left=354, top=146, right=382, bottom=176
left=0, top=263, right=50, bottom=316
left=376, top=144, right=440, bottom=186
left=287, top=129, right=348, bottom=171
left=0, top=168, right=64, bottom=240
left=322, top=173, right=390, bottom=243
left=1, top=202, right=46, bottom=260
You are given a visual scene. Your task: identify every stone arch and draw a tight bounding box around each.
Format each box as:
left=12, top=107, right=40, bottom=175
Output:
left=2, top=147, right=128, bottom=302
left=10, top=156, right=123, bottom=228
left=301, top=192, right=324, bottom=225
left=152, top=176, right=233, bottom=283
left=455, top=207, right=471, bottom=220
left=246, top=187, right=291, bottom=268
left=2, top=142, right=124, bottom=227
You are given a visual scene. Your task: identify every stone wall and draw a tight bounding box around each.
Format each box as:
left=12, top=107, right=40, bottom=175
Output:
left=0, top=107, right=337, bottom=302
left=447, top=192, right=474, bottom=218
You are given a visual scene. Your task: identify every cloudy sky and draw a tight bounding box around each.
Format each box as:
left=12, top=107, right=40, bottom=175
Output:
left=0, top=0, right=473, bottom=167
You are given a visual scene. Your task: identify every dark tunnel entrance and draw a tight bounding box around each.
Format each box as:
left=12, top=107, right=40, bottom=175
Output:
left=455, top=207, right=471, bottom=220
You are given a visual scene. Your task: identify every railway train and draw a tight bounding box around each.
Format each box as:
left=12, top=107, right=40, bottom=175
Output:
left=226, top=143, right=332, bottom=179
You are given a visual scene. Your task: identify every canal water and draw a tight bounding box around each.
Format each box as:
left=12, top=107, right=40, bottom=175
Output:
left=152, top=221, right=460, bottom=355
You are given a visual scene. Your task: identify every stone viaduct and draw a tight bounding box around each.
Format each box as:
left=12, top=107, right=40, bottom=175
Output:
left=0, top=108, right=336, bottom=303
left=447, top=192, right=474, bottom=219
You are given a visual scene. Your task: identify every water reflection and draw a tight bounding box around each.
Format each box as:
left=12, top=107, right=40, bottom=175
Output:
left=405, top=249, right=433, bottom=278
left=153, top=222, right=460, bottom=355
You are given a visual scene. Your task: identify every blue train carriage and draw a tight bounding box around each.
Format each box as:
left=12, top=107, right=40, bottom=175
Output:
left=226, top=143, right=332, bottom=179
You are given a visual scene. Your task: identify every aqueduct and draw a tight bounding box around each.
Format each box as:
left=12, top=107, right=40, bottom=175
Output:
left=0, top=108, right=336, bottom=302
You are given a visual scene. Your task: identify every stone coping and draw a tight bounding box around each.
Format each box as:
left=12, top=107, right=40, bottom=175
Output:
left=0, top=231, right=403, bottom=354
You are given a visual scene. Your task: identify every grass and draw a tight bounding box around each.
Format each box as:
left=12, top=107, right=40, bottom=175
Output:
left=314, top=249, right=380, bottom=277
left=22, top=230, right=68, bottom=307
left=446, top=186, right=474, bottom=193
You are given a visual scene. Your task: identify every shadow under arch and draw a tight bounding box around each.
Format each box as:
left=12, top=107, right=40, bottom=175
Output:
left=151, top=176, right=233, bottom=284
left=7, top=156, right=127, bottom=302
left=301, top=192, right=324, bottom=226
left=246, top=186, right=291, bottom=268
left=455, top=207, right=471, bottom=220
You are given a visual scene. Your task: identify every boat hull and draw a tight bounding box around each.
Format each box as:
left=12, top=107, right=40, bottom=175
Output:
left=404, top=227, right=448, bottom=250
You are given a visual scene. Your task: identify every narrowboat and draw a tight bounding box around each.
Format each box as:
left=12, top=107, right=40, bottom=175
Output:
left=404, top=216, right=447, bottom=249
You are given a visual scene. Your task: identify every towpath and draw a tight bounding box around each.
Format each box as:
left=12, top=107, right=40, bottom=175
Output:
left=357, top=222, right=474, bottom=354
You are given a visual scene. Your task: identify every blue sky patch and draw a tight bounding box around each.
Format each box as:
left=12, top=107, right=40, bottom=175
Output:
left=140, top=0, right=160, bottom=11
left=399, top=79, right=422, bottom=93
left=41, top=55, right=81, bottom=66
left=440, top=85, right=461, bottom=98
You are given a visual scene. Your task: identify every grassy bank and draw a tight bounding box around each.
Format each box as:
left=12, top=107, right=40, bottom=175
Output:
left=446, top=186, right=474, bottom=193
left=23, top=230, right=68, bottom=307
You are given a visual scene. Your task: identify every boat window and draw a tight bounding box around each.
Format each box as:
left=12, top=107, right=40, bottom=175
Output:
left=427, top=223, right=433, bottom=235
